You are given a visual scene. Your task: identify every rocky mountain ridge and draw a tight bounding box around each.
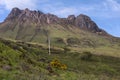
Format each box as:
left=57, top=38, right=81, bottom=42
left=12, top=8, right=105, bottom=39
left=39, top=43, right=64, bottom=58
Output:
left=2, top=7, right=107, bottom=35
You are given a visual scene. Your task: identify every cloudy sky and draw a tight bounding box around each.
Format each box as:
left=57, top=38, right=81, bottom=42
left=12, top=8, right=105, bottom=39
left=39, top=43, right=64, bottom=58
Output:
left=0, top=0, right=120, bottom=37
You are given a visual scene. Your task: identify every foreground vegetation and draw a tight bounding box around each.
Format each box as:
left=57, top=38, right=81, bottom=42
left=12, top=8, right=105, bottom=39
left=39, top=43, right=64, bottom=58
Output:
left=0, top=38, right=120, bottom=80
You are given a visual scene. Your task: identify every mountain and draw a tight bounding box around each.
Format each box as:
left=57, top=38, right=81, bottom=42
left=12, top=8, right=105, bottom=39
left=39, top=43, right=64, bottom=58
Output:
left=0, top=7, right=119, bottom=48
left=0, top=8, right=120, bottom=80
left=0, top=7, right=107, bottom=34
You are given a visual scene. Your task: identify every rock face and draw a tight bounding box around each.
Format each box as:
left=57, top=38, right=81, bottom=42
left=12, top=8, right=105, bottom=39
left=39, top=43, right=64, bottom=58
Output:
left=75, top=14, right=102, bottom=32
left=4, top=7, right=59, bottom=25
left=67, top=15, right=76, bottom=25
left=5, top=7, right=22, bottom=21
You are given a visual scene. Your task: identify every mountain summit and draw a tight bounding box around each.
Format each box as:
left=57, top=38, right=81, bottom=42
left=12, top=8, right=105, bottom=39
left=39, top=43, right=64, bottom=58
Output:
left=0, top=7, right=115, bottom=47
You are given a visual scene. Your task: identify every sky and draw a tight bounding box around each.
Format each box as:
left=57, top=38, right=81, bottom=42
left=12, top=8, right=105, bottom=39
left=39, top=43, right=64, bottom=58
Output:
left=0, top=0, right=120, bottom=37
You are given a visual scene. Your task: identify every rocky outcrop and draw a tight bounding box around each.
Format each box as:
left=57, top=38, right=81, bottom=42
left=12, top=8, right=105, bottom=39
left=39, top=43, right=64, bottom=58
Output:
left=75, top=14, right=102, bottom=32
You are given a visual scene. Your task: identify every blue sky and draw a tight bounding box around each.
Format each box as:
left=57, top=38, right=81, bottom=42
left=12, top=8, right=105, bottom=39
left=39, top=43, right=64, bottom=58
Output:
left=0, top=0, right=120, bottom=37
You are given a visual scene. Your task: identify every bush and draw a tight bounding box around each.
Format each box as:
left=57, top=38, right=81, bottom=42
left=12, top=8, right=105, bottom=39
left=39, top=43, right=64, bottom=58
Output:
left=50, top=58, right=67, bottom=70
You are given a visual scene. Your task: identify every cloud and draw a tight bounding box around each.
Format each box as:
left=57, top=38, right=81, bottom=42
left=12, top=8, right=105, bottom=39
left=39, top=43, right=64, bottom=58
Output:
left=36, top=0, right=120, bottom=18
left=96, top=0, right=120, bottom=18
left=71, top=0, right=120, bottom=18
left=1, top=0, right=120, bottom=18
left=104, top=0, right=120, bottom=11
left=52, top=7, right=94, bottom=17
left=0, top=0, right=38, bottom=10
left=0, top=7, right=3, bottom=14
left=53, top=7, right=78, bottom=17
left=0, top=0, right=120, bottom=18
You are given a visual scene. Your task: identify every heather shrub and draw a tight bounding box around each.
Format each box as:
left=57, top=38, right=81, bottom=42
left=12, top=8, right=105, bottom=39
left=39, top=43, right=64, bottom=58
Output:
left=50, top=58, right=67, bottom=70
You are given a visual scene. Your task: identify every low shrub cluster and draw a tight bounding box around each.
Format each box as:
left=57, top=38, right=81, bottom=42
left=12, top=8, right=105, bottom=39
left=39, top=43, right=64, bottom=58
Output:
left=50, top=58, right=67, bottom=70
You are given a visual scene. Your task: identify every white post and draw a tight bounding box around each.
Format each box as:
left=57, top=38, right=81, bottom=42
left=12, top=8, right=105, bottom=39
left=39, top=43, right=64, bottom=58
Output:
left=48, top=35, right=51, bottom=55
left=47, top=16, right=51, bottom=55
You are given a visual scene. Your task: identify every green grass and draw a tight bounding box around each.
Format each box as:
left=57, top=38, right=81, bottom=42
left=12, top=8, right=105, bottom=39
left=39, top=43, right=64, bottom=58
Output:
left=0, top=39, right=120, bottom=80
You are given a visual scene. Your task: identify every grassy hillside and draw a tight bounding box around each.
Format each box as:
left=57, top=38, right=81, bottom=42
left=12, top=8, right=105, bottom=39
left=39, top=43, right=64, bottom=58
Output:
left=1, top=23, right=119, bottom=47
left=0, top=38, right=120, bottom=80
left=1, top=23, right=120, bottom=58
